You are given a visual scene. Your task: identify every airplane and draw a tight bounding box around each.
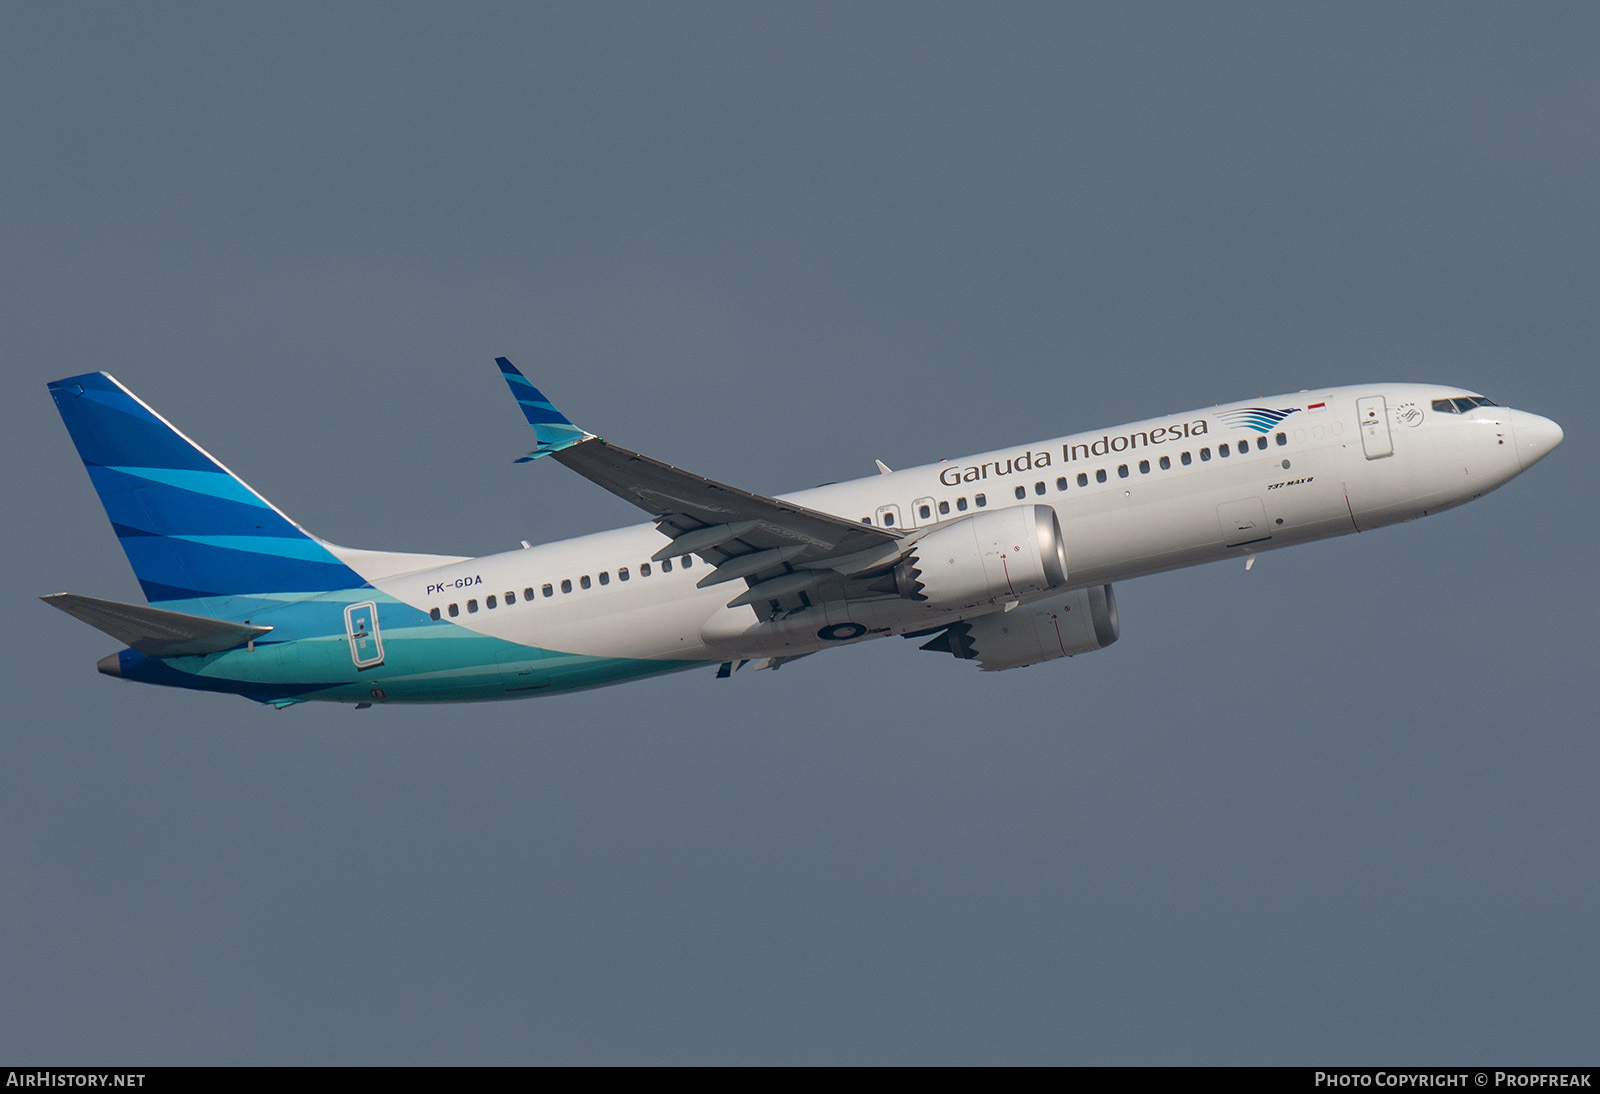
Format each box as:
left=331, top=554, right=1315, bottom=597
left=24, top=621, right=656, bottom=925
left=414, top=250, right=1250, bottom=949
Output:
left=43, top=361, right=1562, bottom=708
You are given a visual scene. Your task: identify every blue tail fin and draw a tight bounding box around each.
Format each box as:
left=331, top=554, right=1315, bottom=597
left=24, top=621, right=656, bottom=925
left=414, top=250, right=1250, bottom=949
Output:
left=48, top=372, right=364, bottom=614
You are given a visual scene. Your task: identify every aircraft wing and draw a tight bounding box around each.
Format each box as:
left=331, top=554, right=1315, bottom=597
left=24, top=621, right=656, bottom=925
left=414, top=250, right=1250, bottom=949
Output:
left=496, top=358, right=906, bottom=610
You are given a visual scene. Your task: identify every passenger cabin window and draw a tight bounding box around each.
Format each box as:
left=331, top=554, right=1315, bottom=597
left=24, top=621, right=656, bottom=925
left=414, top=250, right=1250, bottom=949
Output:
left=561, top=579, right=573, bottom=593
left=957, top=497, right=968, bottom=512
left=1056, top=477, right=1068, bottom=491
left=1275, top=432, right=1287, bottom=446
left=1015, top=486, right=1026, bottom=500
left=1256, top=436, right=1268, bottom=450
left=1159, top=456, right=1171, bottom=470
left=1139, top=460, right=1150, bottom=474
left=1118, top=464, right=1129, bottom=478
left=580, top=575, right=591, bottom=589
left=919, top=503, right=931, bottom=519
left=430, top=607, right=441, bottom=621
left=640, top=563, right=651, bottom=577
left=525, top=587, right=536, bottom=601
left=448, top=603, right=459, bottom=617
left=1181, top=452, right=1192, bottom=466
left=486, top=595, right=497, bottom=609
left=467, top=599, right=478, bottom=613
left=505, top=591, right=516, bottom=604
left=938, top=500, right=950, bottom=515
left=1200, top=448, right=1211, bottom=462
left=599, top=571, right=610, bottom=586
left=1096, top=469, right=1107, bottom=483
left=543, top=583, right=554, bottom=597
left=1077, top=473, right=1088, bottom=487
left=883, top=511, right=895, bottom=526
left=1035, top=481, right=1046, bottom=495
left=619, top=567, right=629, bottom=581
left=1219, top=444, right=1230, bottom=458
left=975, top=494, right=986, bottom=507
left=662, top=559, right=672, bottom=573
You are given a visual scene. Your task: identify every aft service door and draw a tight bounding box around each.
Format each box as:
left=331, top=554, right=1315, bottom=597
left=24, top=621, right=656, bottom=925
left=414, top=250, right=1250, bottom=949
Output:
left=498, top=649, right=549, bottom=693
left=1357, top=396, right=1394, bottom=459
left=344, top=601, right=385, bottom=669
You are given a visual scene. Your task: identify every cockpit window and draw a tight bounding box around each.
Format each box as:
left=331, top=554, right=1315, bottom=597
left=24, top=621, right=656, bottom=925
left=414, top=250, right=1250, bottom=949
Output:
left=1432, top=396, right=1499, bottom=414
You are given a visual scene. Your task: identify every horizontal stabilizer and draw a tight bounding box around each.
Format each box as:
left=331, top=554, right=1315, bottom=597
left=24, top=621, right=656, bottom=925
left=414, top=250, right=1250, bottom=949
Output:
left=42, top=593, right=272, bottom=657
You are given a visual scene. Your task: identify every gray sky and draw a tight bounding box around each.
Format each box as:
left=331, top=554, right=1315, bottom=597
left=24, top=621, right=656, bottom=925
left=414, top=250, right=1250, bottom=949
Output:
left=3, top=2, right=1596, bottom=1064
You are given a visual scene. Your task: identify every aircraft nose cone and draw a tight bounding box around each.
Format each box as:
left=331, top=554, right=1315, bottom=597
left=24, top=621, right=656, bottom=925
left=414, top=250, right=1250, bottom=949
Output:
left=1514, top=412, right=1563, bottom=470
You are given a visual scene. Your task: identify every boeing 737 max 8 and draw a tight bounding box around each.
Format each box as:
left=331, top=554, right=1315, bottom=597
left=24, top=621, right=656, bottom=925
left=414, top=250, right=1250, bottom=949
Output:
left=43, top=361, right=1562, bottom=707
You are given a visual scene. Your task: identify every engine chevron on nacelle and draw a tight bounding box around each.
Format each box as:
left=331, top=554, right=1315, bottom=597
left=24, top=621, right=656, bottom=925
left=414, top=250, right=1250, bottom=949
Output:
left=896, top=506, right=1068, bottom=610
left=920, top=585, right=1120, bottom=671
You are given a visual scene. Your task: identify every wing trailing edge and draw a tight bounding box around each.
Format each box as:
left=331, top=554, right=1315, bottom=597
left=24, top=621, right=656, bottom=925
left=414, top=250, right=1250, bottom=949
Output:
left=494, top=356, right=906, bottom=612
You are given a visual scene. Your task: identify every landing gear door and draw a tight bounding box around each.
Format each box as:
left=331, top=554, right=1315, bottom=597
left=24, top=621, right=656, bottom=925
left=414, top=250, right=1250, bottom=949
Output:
left=1357, top=396, right=1394, bottom=460
left=344, top=601, right=385, bottom=669
left=1217, top=498, right=1271, bottom=548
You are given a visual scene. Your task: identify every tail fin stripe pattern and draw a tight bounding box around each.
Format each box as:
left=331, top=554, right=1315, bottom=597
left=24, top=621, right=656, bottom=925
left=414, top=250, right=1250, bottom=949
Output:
left=85, top=467, right=279, bottom=538
left=172, top=535, right=346, bottom=562
left=103, top=466, right=273, bottom=507
left=49, top=372, right=365, bottom=609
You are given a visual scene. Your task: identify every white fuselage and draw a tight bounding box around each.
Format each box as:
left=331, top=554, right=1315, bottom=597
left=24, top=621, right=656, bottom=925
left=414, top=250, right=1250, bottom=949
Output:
left=366, top=383, right=1559, bottom=667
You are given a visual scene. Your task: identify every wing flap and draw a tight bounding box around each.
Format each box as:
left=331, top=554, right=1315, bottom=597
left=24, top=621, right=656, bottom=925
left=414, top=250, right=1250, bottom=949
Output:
left=653, top=520, right=762, bottom=561
left=724, top=570, right=833, bottom=608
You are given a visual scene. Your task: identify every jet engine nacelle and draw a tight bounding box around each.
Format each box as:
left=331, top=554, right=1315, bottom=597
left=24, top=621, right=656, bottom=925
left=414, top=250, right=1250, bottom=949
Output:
left=921, top=584, right=1120, bottom=670
left=897, top=505, right=1068, bottom=610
